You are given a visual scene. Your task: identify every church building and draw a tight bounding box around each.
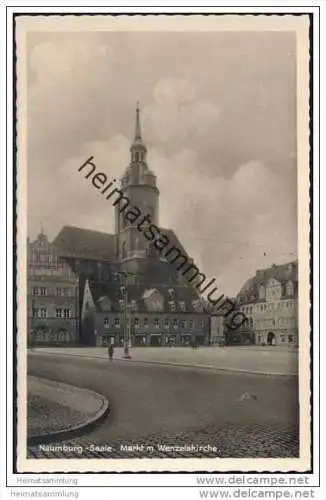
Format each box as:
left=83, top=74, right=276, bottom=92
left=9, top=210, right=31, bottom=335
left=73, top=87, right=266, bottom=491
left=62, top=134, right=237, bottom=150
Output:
left=54, top=106, right=210, bottom=346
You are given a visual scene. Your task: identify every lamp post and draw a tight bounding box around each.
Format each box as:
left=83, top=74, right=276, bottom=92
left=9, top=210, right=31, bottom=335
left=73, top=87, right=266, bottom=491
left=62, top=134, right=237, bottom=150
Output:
left=115, top=270, right=136, bottom=359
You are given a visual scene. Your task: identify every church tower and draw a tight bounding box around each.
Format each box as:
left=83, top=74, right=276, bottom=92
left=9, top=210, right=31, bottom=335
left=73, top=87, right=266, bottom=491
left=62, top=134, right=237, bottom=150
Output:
left=115, top=105, right=160, bottom=264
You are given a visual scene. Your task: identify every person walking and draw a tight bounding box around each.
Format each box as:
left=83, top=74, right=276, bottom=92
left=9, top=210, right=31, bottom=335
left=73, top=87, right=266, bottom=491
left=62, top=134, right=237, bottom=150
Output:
left=108, top=343, right=114, bottom=361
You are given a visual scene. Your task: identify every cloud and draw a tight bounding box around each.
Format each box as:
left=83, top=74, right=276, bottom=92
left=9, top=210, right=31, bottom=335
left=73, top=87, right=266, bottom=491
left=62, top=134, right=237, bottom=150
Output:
left=143, top=78, right=220, bottom=151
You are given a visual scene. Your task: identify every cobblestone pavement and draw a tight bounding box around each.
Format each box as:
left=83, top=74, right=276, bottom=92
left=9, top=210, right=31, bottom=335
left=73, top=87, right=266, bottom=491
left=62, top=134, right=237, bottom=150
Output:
left=28, top=352, right=299, bottom=459
left=27, top=423, right=299, bottom=459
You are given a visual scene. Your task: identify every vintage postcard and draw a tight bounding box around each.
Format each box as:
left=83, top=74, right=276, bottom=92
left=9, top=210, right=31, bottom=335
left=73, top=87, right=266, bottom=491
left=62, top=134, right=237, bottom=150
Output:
left=14, top=14, right=311, bottom=473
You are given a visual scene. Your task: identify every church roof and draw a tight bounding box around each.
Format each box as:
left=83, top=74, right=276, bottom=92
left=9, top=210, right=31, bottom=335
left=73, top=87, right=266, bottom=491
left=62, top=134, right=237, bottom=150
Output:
left=160, top=228, right=189, bottom=258
left=53, top=226, right=116, bottom=262
left=237, top=260, right=298, bottom=303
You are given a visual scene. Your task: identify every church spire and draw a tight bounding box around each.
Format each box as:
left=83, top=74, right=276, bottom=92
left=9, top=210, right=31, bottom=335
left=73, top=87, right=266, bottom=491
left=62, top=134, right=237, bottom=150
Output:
left=130, top=102, right=147, bottom=164
left=135, top=101, right=142, bottom=141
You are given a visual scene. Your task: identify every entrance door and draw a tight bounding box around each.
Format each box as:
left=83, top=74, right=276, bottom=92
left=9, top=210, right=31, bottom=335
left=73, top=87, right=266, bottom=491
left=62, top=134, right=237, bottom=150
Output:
left=267, top=332, right=275, bottom=346
left=150, top=335, right=161, bottom=346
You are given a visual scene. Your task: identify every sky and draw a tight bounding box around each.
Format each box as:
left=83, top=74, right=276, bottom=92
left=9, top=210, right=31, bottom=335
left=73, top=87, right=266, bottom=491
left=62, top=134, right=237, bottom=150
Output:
left=26, top=29, right=298, bottom=296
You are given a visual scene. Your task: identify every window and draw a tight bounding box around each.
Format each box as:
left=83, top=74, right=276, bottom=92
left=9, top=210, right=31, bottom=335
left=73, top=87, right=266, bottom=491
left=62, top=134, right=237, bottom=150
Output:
left=56, top=288, right=62, bottom=296
left=114, top=318, right=120, bottom=328
left=134, top=318, right=139, bottom=328
left=63, top=308, right=71, bottom=318
left=32, top=287, right=47, bottom=296
left=173, top=319, right=178, bottom=329
left=56, top=308, right=63, bottom=318
left=179, top=319, right=186, bottom=328
left=62, top=288, right=69, bottom=297
left=104, top=317, right=110, bottom=328
left=164, top=319, right=169, bottom=329
left=179, top=301, right=186, bottom=312
left=288, top=335, right=294, bottom=343
left=154, top=318, right=160, bottom=328
left=143, top=318, right=148, bottom=328
left=189, top=319, right=194, bottom=329
left=40, top=308, right=47, bottom=318
left=168, top=301, right=176, bottom=312
left=119, top=299, right=124, bottom=309
left=280, top=335, right=285, bottom=343
left=130, top=300, right=137, bottom=311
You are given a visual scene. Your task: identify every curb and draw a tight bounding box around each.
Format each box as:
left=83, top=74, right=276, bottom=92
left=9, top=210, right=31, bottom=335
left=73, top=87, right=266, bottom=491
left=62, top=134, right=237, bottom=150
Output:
left=115, top=357, right=298, bottom=377
left=30, top=350, right=297, bottom=377
left=27, top=377, right=110, bottom=446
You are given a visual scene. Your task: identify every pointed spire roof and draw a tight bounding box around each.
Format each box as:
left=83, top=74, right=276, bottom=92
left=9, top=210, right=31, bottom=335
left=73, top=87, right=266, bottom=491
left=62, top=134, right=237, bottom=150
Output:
left=135, top=101, right=142, bottom=141
left=131, top=102, right=146, bottom=151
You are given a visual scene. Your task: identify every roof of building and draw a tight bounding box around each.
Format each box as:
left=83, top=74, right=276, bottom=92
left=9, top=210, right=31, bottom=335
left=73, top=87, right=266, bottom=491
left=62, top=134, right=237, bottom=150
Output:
left=237, top=260, right=298, bottom=303
left=53, top=226, right=116, bottom=261
left=85, top=278, right=206, bottom=314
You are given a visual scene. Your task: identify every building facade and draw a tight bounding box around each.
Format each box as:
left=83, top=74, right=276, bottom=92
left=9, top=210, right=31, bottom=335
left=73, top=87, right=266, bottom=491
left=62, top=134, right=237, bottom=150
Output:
left=236, top=261, right=298, bottom=346
left=81, top=279, right=209, bottom=347
left=54, top=106, right=209, bottom=346
left=27, top=230, right=79, bottom=345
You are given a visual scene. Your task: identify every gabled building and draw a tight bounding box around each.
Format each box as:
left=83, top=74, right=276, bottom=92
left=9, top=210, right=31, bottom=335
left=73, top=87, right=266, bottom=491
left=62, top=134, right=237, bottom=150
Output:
left=27, top=229, right=79, bottom=345
left=81, top=278, right=209, bottom=347
left=236, top=261, right=299, bottom=346
left=53, top=106, right=209, bottom=346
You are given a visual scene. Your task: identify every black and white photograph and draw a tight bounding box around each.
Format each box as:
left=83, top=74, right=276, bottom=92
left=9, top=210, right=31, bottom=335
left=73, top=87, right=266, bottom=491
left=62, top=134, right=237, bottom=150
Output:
left=13, top=14, right=311, bottom=473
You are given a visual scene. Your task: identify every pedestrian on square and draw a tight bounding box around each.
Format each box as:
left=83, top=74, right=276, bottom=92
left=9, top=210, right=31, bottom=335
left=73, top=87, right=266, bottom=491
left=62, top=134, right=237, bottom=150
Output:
left=108, top=343, right=114, bottom=361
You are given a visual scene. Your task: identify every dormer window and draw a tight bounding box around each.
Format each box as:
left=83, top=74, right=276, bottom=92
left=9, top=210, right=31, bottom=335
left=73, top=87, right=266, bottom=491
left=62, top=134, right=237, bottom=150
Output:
left=178, top=301, right=186, bottom=312
left=286, top=281, right=294, bottom=296
left=168, top=301, right=176, bottom=312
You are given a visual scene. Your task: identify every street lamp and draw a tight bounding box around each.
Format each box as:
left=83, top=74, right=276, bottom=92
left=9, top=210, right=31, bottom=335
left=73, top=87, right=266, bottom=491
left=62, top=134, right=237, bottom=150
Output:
left=115, top=270, right=136, bottom=359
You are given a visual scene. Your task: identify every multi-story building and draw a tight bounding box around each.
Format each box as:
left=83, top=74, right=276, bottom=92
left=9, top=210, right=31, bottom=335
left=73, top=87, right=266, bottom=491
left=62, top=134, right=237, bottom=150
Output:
left=236, top=261, right=298, bottom=346
left=27, top=229, right=79, bottom=345
left=80, top=279, right=209, bottom=347
left=54, top=105, right=209, bottom=346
